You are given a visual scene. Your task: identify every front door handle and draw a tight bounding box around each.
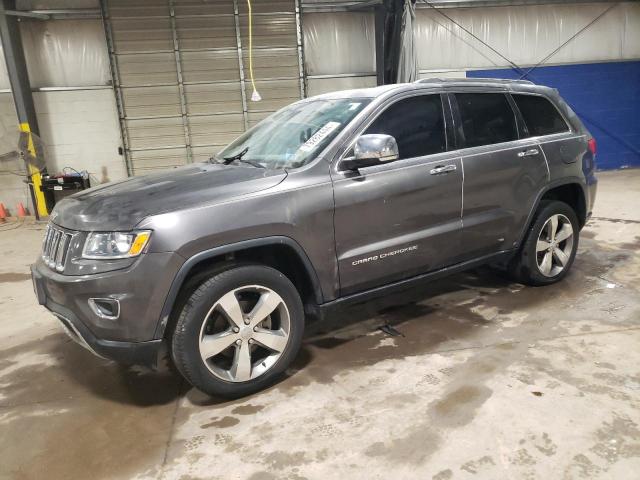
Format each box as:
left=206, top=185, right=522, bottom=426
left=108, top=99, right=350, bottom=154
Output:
left=517, top=148, right=539, bottom=157
left=430, top=164, right=457, bottom=175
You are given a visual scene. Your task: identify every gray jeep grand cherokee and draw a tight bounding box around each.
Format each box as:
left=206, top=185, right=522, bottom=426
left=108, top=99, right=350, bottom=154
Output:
left=31, top=78, right=597, bottom=397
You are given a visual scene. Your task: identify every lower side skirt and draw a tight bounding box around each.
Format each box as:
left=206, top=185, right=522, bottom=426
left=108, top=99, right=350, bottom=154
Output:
left=311, top=249, right=515, bottom=321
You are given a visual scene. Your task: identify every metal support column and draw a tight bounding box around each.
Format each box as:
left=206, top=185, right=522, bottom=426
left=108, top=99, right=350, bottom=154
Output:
left=233, top=0, right=249, bottom=131
left=374, top=4, right=385, bottom=86
left=374, top=0, right=405, bottom=85
left=100, top=0, right=133, bottom=177
left=0, top=0, right=48, bottom=217
left=294, top=0, right=307, bottom=99
left=168, top=0, right=192, bottom=163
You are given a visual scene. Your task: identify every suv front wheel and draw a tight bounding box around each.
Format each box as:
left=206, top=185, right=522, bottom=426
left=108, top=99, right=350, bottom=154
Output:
left=171, top=265, right=304, bottom=398
left=510, top=200, right=580, bottom=286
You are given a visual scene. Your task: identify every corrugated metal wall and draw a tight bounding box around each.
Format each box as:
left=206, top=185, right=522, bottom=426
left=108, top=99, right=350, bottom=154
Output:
left=104, top=0, right=304, bottom=175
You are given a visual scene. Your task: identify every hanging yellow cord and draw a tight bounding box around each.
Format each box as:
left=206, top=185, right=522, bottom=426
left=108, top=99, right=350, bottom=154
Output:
left=247, top=0, right=261, bottom=101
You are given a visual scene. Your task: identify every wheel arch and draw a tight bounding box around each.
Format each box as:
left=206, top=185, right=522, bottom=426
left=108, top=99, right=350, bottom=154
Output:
left=517, top=179, right=588, bottom=246
left=155, top=236, right=324, bottom=339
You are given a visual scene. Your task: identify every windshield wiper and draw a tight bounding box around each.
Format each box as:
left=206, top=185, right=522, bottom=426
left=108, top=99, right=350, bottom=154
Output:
left=221, top=147, right=265, bottom=169
left=223, top=147, right=249, bottom=164
left=232, top=158, right=266, bottom=169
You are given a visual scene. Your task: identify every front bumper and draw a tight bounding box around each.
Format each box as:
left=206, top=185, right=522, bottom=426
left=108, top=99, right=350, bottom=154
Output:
left=46, top=297, right=163, bottom=366
left=31, top=251, right=183, bottom=366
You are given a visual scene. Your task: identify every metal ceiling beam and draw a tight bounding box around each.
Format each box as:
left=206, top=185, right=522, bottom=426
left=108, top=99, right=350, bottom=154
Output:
left=3, top=8, right=100, bottom=19
left=301, top=0, right=621, bottom=11
left=2, top=9, right=49, bottom=19
left=300, top=0, right=381, bottom=12
left=415, top=0, right=622, bottom=7
left=28, top=9, right=100, bottom=19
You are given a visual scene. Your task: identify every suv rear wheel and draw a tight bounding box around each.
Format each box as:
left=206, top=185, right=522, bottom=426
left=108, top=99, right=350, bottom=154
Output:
left=171, top=265, right=304, bottom=398
left=509, top=200, right=580, bottom=286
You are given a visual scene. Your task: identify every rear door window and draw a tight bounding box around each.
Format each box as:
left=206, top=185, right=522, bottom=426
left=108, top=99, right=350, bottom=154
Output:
left=364, top=94, right=446, bottom=159
left=512, top=94, right=569, bottom=137
left=454, top=93, right=518, bottom=148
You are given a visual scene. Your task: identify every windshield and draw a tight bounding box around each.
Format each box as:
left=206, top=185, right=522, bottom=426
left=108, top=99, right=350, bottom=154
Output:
left=215, top=98, right=371, bottom=169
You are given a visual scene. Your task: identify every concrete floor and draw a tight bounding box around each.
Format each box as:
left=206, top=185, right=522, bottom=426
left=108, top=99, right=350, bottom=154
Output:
left=1, top=169, right=639, bottom=480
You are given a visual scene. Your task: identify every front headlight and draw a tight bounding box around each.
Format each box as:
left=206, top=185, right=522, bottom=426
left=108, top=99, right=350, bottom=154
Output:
left=82, top=230, right=152, bottom=259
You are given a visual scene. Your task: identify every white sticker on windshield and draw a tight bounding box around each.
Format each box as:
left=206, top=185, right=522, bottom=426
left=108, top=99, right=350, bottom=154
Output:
left=298, top=121, right=341, bottom=152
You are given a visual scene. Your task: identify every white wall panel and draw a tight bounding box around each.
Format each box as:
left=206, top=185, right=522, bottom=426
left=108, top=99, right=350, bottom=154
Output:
left=303, top=12, right=375, bottom=75
left=416, top=3, right=640, bottom=72
left=1, top=77, right=135, bottom=204
left=0, top=46, right=9, bottom=90
left=33, top=89, right=126, bottom=183
left=0, top=94, right=18, bottom=157
left=302, top=3, right=640, bottom=83
left=0, top=94, right=28, bottom=212
left=417, top=70, right=465, bottom=79
left=307, top=75, right=376, bottom=96
left=623, top=3, right=640, bottom=59
left=20, top=19, right=110, bottom=88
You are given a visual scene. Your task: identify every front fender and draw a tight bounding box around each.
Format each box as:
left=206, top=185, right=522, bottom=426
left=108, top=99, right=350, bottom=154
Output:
left=153, top=236, right=323, bottom=339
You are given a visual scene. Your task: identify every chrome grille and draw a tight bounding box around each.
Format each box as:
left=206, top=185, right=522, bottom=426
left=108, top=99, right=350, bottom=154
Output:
left=42, top=224, right=75, bottom=272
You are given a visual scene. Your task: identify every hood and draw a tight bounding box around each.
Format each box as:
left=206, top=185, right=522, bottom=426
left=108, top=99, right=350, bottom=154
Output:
left=51, top=163, right=287, bottom=231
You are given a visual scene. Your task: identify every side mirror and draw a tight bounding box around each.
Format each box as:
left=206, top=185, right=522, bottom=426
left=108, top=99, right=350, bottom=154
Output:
left=339, top=134, right=399, bottom=171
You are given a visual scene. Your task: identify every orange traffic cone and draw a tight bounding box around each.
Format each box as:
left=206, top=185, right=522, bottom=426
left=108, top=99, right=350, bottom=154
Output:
left=17, top=202, right=28, bottom=217
left=0, top=203, right=7, bottom=223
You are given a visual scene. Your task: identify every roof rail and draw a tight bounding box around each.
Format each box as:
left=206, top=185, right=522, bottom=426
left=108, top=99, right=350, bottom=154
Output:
left=415, top=77, right=534, bottom=85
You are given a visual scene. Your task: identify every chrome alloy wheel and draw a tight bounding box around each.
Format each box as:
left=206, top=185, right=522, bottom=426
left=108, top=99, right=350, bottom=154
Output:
left=536, top=213, right=574, bottom=277
left=198, top=285, right=290, bottom=382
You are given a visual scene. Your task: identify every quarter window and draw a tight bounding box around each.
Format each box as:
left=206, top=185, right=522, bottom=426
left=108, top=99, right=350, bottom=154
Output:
left=512, top=94, right=569, bottom=137
left=364, top=95, right=446, bottom=159
left=455, top=93, right=518, bottom=148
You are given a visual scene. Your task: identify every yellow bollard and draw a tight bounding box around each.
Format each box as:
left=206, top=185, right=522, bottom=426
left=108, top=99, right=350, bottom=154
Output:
left=18, top=122, right=48, bottom=218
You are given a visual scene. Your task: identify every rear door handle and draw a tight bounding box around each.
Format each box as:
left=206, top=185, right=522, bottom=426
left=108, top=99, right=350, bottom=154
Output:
left=430, top=164, right=457, bottom=175
left=517, top=148, right=539, bottom=157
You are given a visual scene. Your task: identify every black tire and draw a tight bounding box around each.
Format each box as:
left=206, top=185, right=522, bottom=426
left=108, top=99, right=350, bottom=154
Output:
left=171, top=265, right=304, bottom=398
left=509, top=200, right=580, bottom=286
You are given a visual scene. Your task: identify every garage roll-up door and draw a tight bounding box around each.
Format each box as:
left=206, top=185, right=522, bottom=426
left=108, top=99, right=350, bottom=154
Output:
left=102, top=0, right=305, bottom=175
